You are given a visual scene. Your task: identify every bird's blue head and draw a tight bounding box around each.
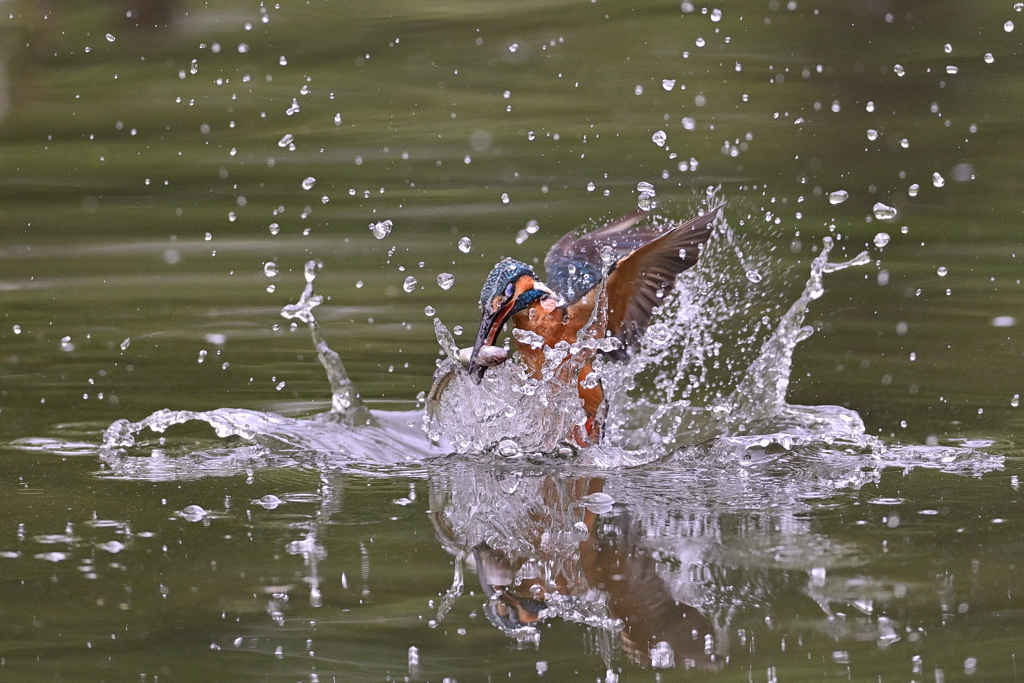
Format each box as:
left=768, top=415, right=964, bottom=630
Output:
left=469, top=258, right=553, bottom=383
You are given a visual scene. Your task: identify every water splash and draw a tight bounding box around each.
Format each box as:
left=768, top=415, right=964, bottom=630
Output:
left=281, top=260, right=374, bottom=425
left=95, top=204, right=1002, bottom=485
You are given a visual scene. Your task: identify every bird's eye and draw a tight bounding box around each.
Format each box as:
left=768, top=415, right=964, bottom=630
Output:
left=504, top=282, right=516, bottom=297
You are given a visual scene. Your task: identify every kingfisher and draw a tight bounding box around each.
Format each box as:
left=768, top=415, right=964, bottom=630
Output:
left=467, top=205, right=721, bottom=444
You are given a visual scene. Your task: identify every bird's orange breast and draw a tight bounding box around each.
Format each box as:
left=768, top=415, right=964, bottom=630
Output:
left=512, top=293, right=606, bottom=443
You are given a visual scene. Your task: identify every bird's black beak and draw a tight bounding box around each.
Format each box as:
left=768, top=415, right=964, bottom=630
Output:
left=468, top=306, right=507, bottom=384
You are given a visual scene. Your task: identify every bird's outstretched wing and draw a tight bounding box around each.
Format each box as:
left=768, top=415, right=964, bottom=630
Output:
left=543, top=210, right=651, bottom=305
left=603, top=205, right=720, bottom=348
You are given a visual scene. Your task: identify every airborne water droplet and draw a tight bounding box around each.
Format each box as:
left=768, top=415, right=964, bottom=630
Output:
left=908, top=183, right=920, bottom=197
left=277, top=134, right=294, bottom=148
left=587, top=182, right=596, bottom=192
left=437, top=273, right=455, bottom=290
left=424, top=306, right=435, bottom=316
left=873, top=232, right=891, bottom=248
left=651, top=130, right=667, bottom=147
left=867, top=129, right=879, bottom=141
left=745, top=269, right=763, bottom=284
left=932, top=172, right=945, bottom=187
left=646, top=323, right=672, bottom=346
left=873, top=202, right=897, bottom=220
left=937, top=266, right=948, bottom=277
left=120, top=338, right=131, bottom=351
left=334, top=113, right=342, bottom=125
left=893, top=64, right=905, bottom=76
left=828, top=190, right=848, bottom=205
left=403, top=276, right=418, bottom=293
left=301, top=177, right=316, bottom=190
left=458, top=237, right=472, bottom=253
left=369, top=220, right=393, bottom=239
left=661, top=79, right=676, bottom=91
left=106, top=33, right=116, bottom=42
left=264, top=262, right=278, bottom=277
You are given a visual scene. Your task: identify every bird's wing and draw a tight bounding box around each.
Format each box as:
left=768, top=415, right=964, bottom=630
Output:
left=544, top=209, right=660, bottom=304
left=604, top=205, right=721, bottom=348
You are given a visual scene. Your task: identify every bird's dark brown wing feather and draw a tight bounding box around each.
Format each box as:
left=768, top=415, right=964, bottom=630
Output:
left=604, top=205, right=721, bottom=348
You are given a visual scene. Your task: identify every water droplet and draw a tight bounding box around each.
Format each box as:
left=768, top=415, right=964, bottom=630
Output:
left=369, top=220, right=393, bottom=239
left=695, top=37, right=706, bottom=47
left=269, top=223, right=280, bottom=235
left=458, top=237, right=472, bottom=253
left=637, top=192, right=656, bottom=211
left=661, top=78, right=676, bottom=91
left=264, top=262, right=278, bottom=277
left=106, top=33, right=116, bottom=42
left=985, top=52, right=995, bottom=64
left=500, top=193, right=510, bottom=204
left=867, top=128, right=879, bottom=141
left=992, top=316, right=1016, bottom=327
left=873, top=202, right=897, bottom=220
left=197, top=349, right=207, bottom=363
left=180, top=505, right=207, bottom=522
left=651, top=130, right=667, bottom=147
left=515, top=229, right=530, bottom=244
left=828, top=190, right=849, bottom=205
left=334, top=113, right=342, bottom=125
left=682, top=116, right=696, bottom=131
left=908, top=183, right=920, bottom=197
left=424, top=306, right=435, bottom=316
left=1005, top=20, right=1015, bottom=32
left=710, top=8, right=722, bottom=21
left=1012, top=394, right=1020, bottom=408
left=301, top=177, right=315, bottom=190
left=937, top=266, right=948, bottom=277
left=873, top=232, right=891, bottom=248
left=527, top=130, right=536, bottom=140
left=893, top=64, right=905, bottom=76
left=586, top=182, right=596, bottom=192
left=437, top=273, right=455, bottom=290
left=946, top=65, right=958, bottom=75
left=277, top=133, right=294, bottom=148
left=900, top=138, right=909, bottom=148
left=403, top=276, right=418, bottom=293
left=745, top=269, right=763, bottom=284
left=279, top=55, right=288, bottom=65
left=932, top=172, right=945, bottom=187
left=650, top=641, right=675, bottom=669
left=508, top=43, right=518, bottom=53
left=646, top=323, right=672, bottom=346
left=120, top=338, right=130, bottom=351
left=60, top=336, right=74, bottom=352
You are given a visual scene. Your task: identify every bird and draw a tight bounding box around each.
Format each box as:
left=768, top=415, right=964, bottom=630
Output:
left=467, top=204, right=721, bottom=445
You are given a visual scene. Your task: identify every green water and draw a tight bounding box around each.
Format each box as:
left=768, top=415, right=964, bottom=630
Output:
left=1, top=0, right=1023, bottom=681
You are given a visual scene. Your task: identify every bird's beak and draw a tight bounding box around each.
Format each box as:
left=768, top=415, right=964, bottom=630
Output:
left=468, top=302, right=511, bottom=384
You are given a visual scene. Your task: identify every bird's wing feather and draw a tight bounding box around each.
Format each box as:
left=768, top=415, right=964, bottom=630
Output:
left=604, top=205, right=721, bottom=348
left=544, top=209, right=664, bottom=304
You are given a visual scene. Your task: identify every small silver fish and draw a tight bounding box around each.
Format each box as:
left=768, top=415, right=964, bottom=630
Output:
left=458, top=344, right=507, bottom=369
left=427, top=345, right=509, bottom=420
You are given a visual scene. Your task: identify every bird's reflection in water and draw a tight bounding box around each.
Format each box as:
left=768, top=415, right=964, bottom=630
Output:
left=428, top=463, right=723, bottom=672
